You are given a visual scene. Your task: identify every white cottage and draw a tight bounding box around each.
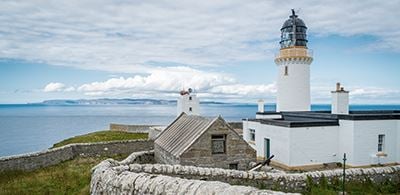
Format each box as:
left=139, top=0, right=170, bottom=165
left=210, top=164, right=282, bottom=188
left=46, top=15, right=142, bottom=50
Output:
left=243, top=10, right=400, bottom=170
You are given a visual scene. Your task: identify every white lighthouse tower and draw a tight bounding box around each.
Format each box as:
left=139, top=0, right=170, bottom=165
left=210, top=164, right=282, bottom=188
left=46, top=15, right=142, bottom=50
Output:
left=177, top=88, right=200, bottom=116
left=275, top=10, right=313, bottom=112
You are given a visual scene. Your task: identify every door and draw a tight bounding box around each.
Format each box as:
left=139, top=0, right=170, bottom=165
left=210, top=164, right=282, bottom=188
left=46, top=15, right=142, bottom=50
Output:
left=264, top=138, right=270, bottom=159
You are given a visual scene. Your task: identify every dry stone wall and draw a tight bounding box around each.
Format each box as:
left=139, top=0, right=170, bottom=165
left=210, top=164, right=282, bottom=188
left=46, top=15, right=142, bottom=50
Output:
left=110, top=123, right=162, bottom=133
left=127, top=163, right=400, bottom=192
left=91, top=151, right=400, bottom=193
left=0, top=140, right=153, bottom=172
left=90, top=151, right=294, bottom=195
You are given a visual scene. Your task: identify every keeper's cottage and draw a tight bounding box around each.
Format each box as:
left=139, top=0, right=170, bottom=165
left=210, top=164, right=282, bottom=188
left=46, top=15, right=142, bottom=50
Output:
left=155, top=113, right=256, bottom=170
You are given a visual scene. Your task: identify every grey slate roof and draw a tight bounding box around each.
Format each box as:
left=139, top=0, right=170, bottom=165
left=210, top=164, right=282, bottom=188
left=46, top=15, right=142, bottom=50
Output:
left=248, top=110, right=400, bottom=127
left=154, top=113, right=218, bottom=157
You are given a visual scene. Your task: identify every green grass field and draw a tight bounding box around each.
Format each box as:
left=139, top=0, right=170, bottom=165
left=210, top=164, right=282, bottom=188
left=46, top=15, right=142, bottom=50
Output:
left=0, top=131, right=147, bottom=195
left=0, top=155, right=127, bottom=195
left=51, top=130, right=148, bottom=148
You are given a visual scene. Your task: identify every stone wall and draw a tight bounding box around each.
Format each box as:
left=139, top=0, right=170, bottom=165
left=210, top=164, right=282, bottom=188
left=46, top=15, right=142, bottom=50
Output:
left=110, top=123, right=162, bottom=133
left=90, top=151, right=291, bottom=195
left=228, top=122, right=243, bottom=130
left=154, top=144, right=180, bottom=165
left=125, top=163, right=400, bottom=192
left=91, top=150, right=400, bottom=193
left=148, top=127, right=163, bottom=140
left=0, top=140, right=153, bottom=172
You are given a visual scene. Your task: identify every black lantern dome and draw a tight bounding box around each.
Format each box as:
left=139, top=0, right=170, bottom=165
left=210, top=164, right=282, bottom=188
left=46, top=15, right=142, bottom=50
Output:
left=279, top=9, right=308, bottom=49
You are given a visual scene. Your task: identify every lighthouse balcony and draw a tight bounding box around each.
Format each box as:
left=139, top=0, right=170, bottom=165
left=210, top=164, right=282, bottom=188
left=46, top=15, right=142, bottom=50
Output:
left=275, top=47, right=313, bottom=59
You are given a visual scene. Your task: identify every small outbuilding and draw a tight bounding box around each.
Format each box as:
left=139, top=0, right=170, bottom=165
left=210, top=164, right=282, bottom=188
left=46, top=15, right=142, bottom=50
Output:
left=154, top=113, right=256, bottom=170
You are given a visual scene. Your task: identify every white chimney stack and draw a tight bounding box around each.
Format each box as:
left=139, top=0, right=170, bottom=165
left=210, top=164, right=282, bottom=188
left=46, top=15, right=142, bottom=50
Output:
left=257, top=99, right=265, bottom=113
left=331, top=82, right=349, bottom=114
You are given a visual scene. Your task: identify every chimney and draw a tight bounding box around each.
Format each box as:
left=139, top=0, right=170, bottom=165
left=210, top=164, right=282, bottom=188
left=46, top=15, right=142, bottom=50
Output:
left=331, top=82, right=349, bottom=114
left=258, top=99, right=265, bottom=113
left=336, top=82, right=341, bottom=91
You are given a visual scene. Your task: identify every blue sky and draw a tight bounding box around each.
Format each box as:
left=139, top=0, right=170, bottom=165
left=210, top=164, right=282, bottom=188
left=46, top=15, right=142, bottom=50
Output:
left=0, top=0, right=399, bottom=104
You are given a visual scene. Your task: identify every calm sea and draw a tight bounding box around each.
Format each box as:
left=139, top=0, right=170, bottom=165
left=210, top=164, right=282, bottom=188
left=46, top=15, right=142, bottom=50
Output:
left=1, top=104, right=399, bottom=157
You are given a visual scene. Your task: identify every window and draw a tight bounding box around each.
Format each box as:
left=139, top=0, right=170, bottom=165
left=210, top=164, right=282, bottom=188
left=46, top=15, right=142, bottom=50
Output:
left=189, top=96, right=192, bottom=100
left=249, top=129, right=255, bottom=141
left=212, top=134, right=226, bottom=154
left=189, top=107, right=192, bottom=112
left=229, top=163, right=238, bottom=170
left=284, top=66, right=288, bottom=76
left=378, top=134, right=385, bottom=152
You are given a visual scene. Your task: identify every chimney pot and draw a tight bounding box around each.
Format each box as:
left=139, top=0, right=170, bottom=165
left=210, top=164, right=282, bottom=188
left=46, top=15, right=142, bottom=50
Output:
left=336, top=82, right=341, bottom=91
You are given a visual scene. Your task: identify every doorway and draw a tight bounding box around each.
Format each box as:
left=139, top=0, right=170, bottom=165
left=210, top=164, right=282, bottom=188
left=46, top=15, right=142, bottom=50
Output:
left=264, top=138, right=270, bottom=160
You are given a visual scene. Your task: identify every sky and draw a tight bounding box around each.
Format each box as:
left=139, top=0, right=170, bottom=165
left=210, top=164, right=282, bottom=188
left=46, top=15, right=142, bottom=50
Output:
left=1, top=0, right=400, bottom=104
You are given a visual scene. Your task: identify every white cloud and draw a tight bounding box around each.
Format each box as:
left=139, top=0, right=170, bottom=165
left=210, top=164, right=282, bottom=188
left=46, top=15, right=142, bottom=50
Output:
left=1, top=0, right=399, bottom=73
left=43, top=82, right=75, bottom=92
left=43, top=82, right=66, bottom=92
left=76, top=67, right=275, bottom=100
left=64, top=87, right=75, bottom=92
left=311, top=84, right=400, bottom=104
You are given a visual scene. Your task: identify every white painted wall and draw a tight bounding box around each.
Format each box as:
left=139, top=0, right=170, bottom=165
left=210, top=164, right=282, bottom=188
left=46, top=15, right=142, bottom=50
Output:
left=177, top=94, right=199, bottom=116
left=243, top=121, right=291, bottom=165
left=289, top=126, right=339, bottom=166
left=244, top=117, right=400, bottom=167
left=255, top=114, right=282, bottom=119
left=351, top=120, right=398, bottom=166
left=397, top=120, right=400, bottom=163
left=276, top=59, right=311, bottom=112
left=257, top=99, right=265, bottom=113
left=338, top=120, right=355, bottom=165
left=331, top=92, right=349, bottom=114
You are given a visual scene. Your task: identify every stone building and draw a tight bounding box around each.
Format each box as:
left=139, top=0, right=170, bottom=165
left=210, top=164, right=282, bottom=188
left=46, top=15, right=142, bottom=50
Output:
left=154, top=113, right=256, bottom=170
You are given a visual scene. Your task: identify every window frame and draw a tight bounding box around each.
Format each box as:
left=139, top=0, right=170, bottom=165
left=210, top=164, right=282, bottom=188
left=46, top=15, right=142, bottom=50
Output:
left=378, top=134, right=385, bottom=152
left=284, top=66, right=289, bottom=76
left=211, top=134, right=226, bottom=154
left=249, top=129, right=255, bottom=142
left=229, top=163, right=238, bottom=170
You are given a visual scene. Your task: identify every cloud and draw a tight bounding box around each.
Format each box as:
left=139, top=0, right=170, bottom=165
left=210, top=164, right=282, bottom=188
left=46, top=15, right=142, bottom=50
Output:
left=349, top=87, right=400, bottom=104
left=43, top=82, right=66, bottom=92
left=76, top=67, right=275, bottom=100
left=1, top=0, right=399, bottom=73
left=43, top=82, right=74, bottom=92
left=311, top=84, right=400, bottom=104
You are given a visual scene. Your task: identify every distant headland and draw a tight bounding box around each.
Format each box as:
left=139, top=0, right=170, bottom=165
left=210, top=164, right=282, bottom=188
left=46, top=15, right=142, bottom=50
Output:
left=30, top=98, right=229, bottom=105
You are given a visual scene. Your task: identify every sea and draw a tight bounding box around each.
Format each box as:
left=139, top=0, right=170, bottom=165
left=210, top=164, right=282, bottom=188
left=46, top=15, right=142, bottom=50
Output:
left=1, top=104, right=399, bottom=157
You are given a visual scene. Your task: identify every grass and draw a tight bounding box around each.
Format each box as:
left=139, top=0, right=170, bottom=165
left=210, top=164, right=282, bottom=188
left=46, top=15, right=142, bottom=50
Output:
left=0, top=131, right=148, bottom=194
left=0, top=154, right=128, bottom=195
left=51, top=130, right=148, bottom=148
left=305, top=175, right=400, bottom=195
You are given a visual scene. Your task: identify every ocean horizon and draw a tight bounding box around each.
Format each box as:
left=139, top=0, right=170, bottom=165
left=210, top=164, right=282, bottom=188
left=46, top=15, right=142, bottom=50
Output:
left=1, top=103, right=400, bottom=157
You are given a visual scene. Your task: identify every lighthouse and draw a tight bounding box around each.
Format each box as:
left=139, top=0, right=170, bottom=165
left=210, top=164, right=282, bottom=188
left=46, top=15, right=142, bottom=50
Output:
left=275, top=10, right=313, bottom=112
left=177, top=88, right=200, bottom=116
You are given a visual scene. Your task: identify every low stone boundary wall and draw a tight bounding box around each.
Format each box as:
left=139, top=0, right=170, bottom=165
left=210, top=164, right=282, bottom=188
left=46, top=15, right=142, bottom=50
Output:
left=0, top=140, right=153, bottom=172
left=126, top=164, right=400, bottom=192
left=92, top=150, right=400, bottom=193
left=228, top=122, right=243, bottom=129
left=110, top=123, right=162, bottom=133
left=90, top=151, right=292, bottom=195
